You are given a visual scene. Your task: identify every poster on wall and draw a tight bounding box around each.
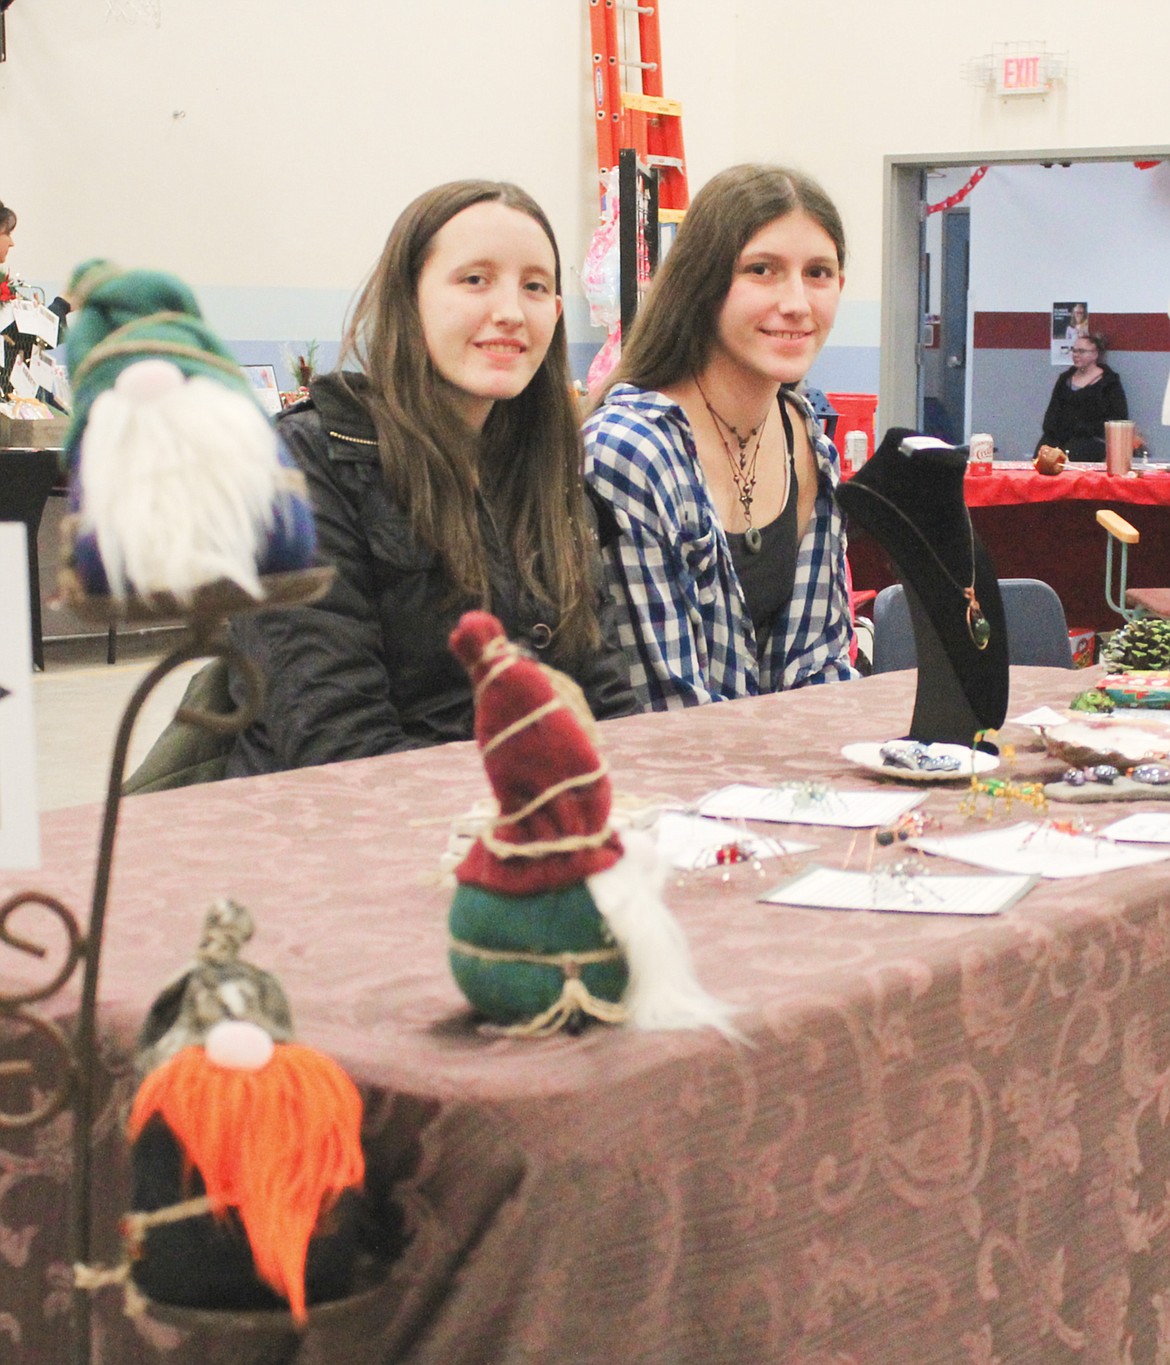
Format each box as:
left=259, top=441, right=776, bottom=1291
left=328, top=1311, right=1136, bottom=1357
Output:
left=241, top=363, right=282, bottom=416
left=0, top=523, right=41, bottom=868
left=1052, top=300, right=1090, bottom=366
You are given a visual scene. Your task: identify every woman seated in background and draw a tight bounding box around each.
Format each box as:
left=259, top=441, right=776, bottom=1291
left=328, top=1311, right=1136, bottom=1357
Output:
left=582, top=163, right=854, bottom=711
left=1036, top=332, right=1128, bottom=463
left=228, top=180, right=637, bottom=777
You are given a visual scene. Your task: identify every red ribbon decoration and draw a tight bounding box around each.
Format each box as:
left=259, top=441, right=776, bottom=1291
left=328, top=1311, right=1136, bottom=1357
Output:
left=926, top=165, right=989, bottom=215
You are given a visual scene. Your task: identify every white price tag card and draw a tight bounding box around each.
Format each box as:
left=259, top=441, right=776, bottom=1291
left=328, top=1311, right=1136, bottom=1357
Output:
left=911, top=821, right=1170, bottom=879
left=34, top=303, right=60, bottom=348
left=11, top=299, right=58, bottom=346
left=9, top=358, right=38, bottom=399
left=699, top=782, right=925, bottom=829
left=51, top=363, right=73, bottom=409
left=761, top=865, right=1034, bottom=916
left=655, top=810, right=813, bottom=870
left=1100, top=813, right=1170, bottom=845
left=28, top=349, right=56, bottom=389
left=0, top=525, right=41, bottom=868
left=11, top=298, right=41, bottom=338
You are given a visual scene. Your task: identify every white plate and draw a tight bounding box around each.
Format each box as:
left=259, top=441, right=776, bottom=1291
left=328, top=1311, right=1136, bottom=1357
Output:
left=841, top=741, right=999, bottom=783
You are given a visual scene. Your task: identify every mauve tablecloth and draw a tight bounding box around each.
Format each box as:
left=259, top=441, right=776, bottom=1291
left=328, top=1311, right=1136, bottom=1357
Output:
left=4, top=666, right=1170, bottom=1364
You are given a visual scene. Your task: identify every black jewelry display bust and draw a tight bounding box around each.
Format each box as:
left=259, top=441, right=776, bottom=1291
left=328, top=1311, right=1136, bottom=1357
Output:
left=837, top=429, right=1009, bottom=747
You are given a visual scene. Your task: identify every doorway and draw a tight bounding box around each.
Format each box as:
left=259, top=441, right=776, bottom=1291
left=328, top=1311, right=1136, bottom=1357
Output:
left=922, top=208, right=970, bottom=443
left=880, top=144, right=1170, bottom=434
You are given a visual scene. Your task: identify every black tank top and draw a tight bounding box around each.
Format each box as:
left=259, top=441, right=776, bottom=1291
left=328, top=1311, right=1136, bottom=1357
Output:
left=726, top=396, right=800, bottom=651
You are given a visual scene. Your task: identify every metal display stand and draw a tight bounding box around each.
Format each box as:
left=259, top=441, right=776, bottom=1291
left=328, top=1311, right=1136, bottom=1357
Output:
left=618, top=147, right=660, bottom=338
left=0, top=569, right=334, bottom=1365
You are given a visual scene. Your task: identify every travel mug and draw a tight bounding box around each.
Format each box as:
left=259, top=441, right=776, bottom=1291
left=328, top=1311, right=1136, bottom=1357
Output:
left=1105, top=420, right=1135, bottom=476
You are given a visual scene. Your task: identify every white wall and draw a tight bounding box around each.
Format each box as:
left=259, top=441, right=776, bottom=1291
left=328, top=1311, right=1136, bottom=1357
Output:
left=972, top=162, right=1170, bottom=311
left=967, top=160, right=1170, bottom=456
left=3, top=0, right=1169, bottom=379
left=731, top=0, right=1170, bottom=304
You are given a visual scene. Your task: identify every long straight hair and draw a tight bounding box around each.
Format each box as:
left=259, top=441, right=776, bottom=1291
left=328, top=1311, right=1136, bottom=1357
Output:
left=341, top=180, right=599, bottom=657
left=607, top=164, right=846, bottom=396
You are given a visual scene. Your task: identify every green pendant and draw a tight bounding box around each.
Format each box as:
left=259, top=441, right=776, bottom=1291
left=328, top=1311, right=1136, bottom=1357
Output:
left=968, top=606, right=991, bottom=651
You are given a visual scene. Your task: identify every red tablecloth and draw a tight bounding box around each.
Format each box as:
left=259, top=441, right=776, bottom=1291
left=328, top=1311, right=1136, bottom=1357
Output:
left=848, top=462, right=1170, bottom=632
left=964, top=462, right=1170, bottom=507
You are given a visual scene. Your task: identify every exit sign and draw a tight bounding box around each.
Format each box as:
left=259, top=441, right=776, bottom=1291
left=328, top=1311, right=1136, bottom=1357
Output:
left=996, top=53, right=1050, bottom=95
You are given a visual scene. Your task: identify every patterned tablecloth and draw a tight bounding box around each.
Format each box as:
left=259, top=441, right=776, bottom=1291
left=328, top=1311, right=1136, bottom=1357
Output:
left=4, top=665, right=1170, bottom=1364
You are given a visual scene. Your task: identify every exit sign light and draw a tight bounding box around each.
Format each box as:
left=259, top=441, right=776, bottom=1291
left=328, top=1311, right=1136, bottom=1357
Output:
left=966, top=42, right=1066, bottom=98
left=996, top=52, right=1049, bottom=96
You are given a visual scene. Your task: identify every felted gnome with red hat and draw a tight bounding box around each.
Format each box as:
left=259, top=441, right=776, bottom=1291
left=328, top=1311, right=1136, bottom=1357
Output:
left=448, top=611, right=733, bottom=1037
left=121, top=898, right=374, bottom=1320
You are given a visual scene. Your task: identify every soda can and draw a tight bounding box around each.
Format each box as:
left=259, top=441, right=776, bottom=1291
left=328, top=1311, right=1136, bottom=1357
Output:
left=968, top=433, right=994, bottom=476
left=844, top=430, right=868, bottom=471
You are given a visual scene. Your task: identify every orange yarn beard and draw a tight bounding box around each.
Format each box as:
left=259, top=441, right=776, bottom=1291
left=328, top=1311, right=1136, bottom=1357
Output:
left=128, top=1042, right=365, bottom=1321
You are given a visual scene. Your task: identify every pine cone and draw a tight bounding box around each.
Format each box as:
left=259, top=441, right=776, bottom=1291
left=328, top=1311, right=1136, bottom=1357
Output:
left=1101, top=618, right=1170, bottom=670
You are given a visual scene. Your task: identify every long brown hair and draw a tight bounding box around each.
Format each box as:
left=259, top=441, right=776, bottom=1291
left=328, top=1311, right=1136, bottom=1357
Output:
left=0, top=201, right=16, bottom=235
left=607, top=164, right=846, bottom=395
left=341, top=180, right=600, bottom=656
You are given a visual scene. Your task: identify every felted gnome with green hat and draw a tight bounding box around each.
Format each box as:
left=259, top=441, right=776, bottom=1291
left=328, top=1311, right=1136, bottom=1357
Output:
left=448, top=610, right=734, bottom=1037
left=61, top=259, right=316, bottom=602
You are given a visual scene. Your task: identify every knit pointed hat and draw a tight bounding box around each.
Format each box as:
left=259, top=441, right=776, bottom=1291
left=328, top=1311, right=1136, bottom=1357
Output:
left=452, top=611, right=624, bottom=897
left=64, top=259, right=257, bottom=455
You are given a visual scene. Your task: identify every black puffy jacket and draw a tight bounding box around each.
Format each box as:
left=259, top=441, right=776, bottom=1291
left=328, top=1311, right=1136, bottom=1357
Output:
left=1036, top=363, right=1128, bottom=461
left=227, top=374, right=639, bottom=777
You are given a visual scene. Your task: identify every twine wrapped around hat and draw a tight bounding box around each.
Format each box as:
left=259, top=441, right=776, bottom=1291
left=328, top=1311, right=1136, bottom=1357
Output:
left=448, top=612, right=738, bottom=1038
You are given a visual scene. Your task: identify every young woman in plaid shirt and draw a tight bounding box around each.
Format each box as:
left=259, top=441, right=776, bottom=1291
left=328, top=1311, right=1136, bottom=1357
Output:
left=584, top=164, right=854, bottom=710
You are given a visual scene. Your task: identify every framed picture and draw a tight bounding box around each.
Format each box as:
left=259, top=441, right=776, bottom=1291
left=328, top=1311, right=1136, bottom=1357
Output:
left=241, top=363, right=282, bottom=415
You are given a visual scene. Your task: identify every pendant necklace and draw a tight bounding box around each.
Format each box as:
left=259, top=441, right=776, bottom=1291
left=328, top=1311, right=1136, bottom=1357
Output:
left=849, top=483, right=991, bottom=650
left=694, top=378, right=778, bottom=555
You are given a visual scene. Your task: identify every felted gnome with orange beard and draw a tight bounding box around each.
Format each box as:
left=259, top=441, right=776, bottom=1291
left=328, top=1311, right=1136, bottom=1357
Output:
left=124, top=898, right=369, bottom=1320
left=448, top=611, right=734, bottom=1037
left=61, top=259, right=316, bottom=604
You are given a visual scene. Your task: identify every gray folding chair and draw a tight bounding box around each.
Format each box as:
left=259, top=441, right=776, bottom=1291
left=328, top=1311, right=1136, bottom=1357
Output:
left=872, top=577, right=1074, bottom=672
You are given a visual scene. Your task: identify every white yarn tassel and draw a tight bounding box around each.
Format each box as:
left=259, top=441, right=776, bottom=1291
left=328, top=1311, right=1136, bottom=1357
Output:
left=587, top=829, right=740, bottom=1038
left=78, top=359, right=282, bottom=601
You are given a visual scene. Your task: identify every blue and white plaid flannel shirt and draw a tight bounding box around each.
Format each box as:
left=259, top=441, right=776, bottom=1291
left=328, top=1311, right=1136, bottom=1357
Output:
left=583, top=383, right=855, bottom=711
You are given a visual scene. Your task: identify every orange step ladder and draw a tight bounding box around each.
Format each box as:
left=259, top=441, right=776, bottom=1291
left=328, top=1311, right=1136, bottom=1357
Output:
left=587, top=0, right=689, bottom=219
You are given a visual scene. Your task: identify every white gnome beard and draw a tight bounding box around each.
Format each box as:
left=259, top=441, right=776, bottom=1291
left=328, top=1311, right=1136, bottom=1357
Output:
left=587, top=829, right=740, bottom=1038
left=78, top=374, right=282, bottom=601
